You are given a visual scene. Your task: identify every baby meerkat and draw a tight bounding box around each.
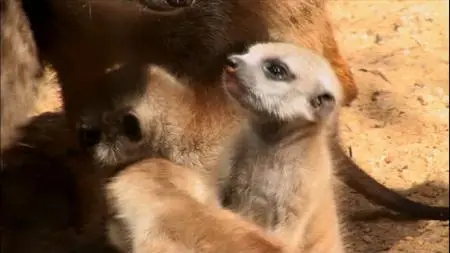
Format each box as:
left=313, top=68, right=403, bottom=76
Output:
left=219, top=42, right=345, bottom=253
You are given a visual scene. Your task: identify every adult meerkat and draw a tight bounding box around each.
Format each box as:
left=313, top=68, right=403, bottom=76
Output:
left=218, top=42, right=345, bottom=253
left=19, top=0, right=357, bottom=130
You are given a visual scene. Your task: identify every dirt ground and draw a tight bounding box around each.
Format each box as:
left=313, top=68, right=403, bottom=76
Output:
left=330, top=1, right=449, bottom=252
left=33, top=0, right=449, bottom=252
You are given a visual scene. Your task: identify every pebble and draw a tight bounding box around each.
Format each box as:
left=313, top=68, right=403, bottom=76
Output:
left=417, top=95, right=428, bottom=105
left=375, top=34, right=383, bottom=44
left=371, top=90, right=392, bottom=102
left=414, top=82, right=425, bottom=88
left=384, top=154, right=394, bottom=164
left=362, top=235, right=373, bottom=243
left=405, top=236, right=414, bottom=241
left=397, top=165, right=408, bottom=172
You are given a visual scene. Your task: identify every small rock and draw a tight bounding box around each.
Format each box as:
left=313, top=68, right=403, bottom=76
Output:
left=374, top=34, right=383, bottom=44
left=384, top=155, right=394, bottom=164
left=414, top=82, right=425, bottom=88
left=405, top=236, right=414, bottom=241
left=374, top=122, right=386, bottom=128
left=417, top=95, right=428, bottom=105
left=361, top=235, right=372, bottom=243
left=393, top=21, right=403, bottom=31
left=366, top=29, right=375, bottom=36
left=397, top=165, right=408, bottom=172
left=371, top=90, right=392, bottom=102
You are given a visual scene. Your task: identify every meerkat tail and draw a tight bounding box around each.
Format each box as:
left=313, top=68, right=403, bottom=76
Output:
left=333, top=142, right=449, bottom=221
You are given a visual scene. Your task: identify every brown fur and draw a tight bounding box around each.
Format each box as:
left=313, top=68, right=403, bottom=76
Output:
left=0, top=112, right=116, bottom=253
left=20, top=0, right=356, bottom=131
left=107, top=158, right=285, bottom=253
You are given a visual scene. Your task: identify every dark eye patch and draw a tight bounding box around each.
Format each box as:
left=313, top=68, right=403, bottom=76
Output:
left=77, top=122, right=102, bottom=148
left=138, top=0, right=195, bottom=11
left=122, top=113, right=143, bottom=142
left=262, top=58, right=295, bottom=82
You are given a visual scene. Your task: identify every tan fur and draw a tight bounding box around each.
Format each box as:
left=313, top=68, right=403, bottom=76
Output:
left=73, top=65, right=285, bottom=252
left=219, top=43, right=345, bottom=253
left=107, top=158, right=285, bottom=253
left=0, top=0, right=42, bottom=151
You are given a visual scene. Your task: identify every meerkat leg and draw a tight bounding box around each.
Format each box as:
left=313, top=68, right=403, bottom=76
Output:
left=302, top=192, right=345, bottom=253
left=135, top=238, right=193, bottom=253
left=107, top=158, right=284, bottom=253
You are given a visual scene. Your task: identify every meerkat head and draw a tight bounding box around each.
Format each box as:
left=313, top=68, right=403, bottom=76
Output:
left=77, top=107, right=145, bottom=167
left=76, top=64, right=184, bottom=168
left=222, top=42, right=343, bottom=123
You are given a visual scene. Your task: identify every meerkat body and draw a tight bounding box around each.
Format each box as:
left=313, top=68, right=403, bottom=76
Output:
left=218, top=43, right=345, bottom=252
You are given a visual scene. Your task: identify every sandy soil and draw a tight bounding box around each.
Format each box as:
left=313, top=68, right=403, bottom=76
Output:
left=330, top=1, right=449, bottom=252
left=33, top=1, right=449, bottom=252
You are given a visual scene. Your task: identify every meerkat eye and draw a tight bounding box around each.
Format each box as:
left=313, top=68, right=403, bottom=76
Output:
left=122, top=113, right=143, bottom=142
left=310, top=92, right=335, bottom=109
left=139, top=0, right=195, bottom=11
left=166, top=0, right=194, bottom=7
left=77, top=123, right=102, bottom=148
left=262, top=59, right=292, bottom=81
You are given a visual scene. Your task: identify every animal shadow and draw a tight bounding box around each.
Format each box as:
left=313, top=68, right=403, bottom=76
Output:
left=337, top=180, right=449, bottom=253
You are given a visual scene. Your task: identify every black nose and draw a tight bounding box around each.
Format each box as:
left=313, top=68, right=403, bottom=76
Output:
left=78, top=122, right=102, bottom=148
left=225, top=56, right=241, bottom=72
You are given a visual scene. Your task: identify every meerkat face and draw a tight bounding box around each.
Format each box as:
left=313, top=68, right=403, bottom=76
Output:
left=77, top=108, right=145, bottom=167
left=222, top=42, right=343, bottom=123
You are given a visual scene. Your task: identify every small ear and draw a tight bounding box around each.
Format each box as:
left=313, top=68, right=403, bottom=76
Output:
left=309, top=92, right=336, bottom=119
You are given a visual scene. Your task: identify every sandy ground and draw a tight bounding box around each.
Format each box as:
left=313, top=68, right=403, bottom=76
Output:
left=330, top=1, right=449, bottom=252
left=33, top=0, right=449, bottom=252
